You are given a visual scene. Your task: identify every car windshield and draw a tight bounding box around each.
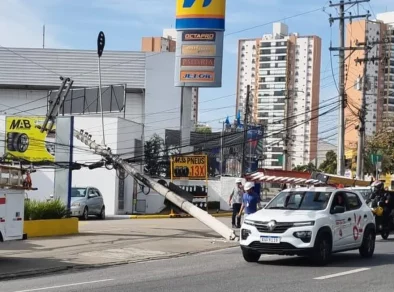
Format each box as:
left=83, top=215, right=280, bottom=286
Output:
left=71, top=188, right=87, bottom=198
left=266, top=191, right=332, bottom=210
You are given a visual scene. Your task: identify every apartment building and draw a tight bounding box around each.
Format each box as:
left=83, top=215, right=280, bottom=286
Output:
left=141, top=29, right=199, bottom=125
left=236, top=23, right=321, bottom=169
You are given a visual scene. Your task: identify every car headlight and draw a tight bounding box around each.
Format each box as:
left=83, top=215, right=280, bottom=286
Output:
left=72, top=202, right=80, bottom=207
left=293, top=221, right=315, bottom=227
left=243, top=219, right=254, bottom=226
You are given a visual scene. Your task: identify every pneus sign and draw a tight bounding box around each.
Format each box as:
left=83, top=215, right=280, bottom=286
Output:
left=5, top=116, right=56, bottom=162
left=171, top=155, right=208, bottom=180
left=174, top=0, right=226, bottom=88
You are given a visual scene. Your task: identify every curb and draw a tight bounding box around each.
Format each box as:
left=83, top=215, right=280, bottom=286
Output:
left=0, top=245, right=238, bottom=281
left=129, top=213, right=232, bottom=219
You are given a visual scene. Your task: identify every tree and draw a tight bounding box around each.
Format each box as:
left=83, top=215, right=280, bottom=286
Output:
left=292, top=162, right=318, bottom=172
left=144, top=134, right=165, bottom=176
left=319, top=150, right=337, bottom=174
left=195, top=124, right=212, bottom=134
left=365, top=127, right=394, bottom=174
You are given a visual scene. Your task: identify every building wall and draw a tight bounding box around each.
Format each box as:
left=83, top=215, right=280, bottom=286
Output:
left=377, top=13, right=394, bottom=124
left=344, top=20, right=387, bottom=148
left=145, top=52, right=185, bottom=139
left=236, top=39, right=257, bottom=120
left=293, top=35, right=322, bottom=166
left=236, top=23, right=321, bottom=169
left=142, top=35, right=198, bottom=124
left=344, top=21, right=365, bottom=149
left=0, top=48, right=146, bottom=89
left=141, top=37, right=176, bottom=53
left=309, top=37, right=322, bottom=163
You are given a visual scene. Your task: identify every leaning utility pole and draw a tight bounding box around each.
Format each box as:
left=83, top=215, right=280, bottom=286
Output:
left=329, top=0, right=371, bottom=176
left=74, top=130, right=237, bottom=241
left=241, top=85, right=251, bottom=176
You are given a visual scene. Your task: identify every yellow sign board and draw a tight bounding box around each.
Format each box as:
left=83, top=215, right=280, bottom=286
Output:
left=5, top=116, right=56, bottom=162
left=171, top=155, right=208, bottom=180
left=181, top=45, right=216, bottom=56
left=176, top=0, right=226, bottom=30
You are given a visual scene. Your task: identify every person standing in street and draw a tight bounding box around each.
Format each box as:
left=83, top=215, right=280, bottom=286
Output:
left=238, top=182, right=261, bottom=219
left=229, top=178, right=244, bottom=228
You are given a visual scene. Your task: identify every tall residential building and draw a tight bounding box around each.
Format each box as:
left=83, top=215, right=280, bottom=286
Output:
left=141, top=29, right=199, bottom=124
left=344, top=12, right=394, bottom=149
left=236, top=23, right=321, bottom=169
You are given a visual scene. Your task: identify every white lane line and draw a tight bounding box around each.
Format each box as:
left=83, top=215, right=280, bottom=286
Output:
left=12, top=279, right=114, bottom=292
left=314, top=268, right=371, bottom=280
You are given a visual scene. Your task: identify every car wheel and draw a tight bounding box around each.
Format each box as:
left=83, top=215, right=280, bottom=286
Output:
left=381, top=231, right=389, bottom=240
left=311, top=234, right=331, bottom=266
left=99, top=206, right=105, bottom=220
left=359, top=228, right=375, bottom=258
left=242, top=249, right=261, bottom=263
left=81, top=207, right=88, bottom=221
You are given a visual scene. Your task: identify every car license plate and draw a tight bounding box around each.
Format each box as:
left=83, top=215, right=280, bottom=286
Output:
left=260, top=236, right=280, bottom=244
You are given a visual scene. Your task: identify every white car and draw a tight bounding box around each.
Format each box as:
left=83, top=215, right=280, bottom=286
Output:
left=240, top=187, right=376, bottom=265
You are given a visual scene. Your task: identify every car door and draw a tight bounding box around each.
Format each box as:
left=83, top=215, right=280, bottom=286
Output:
left=87, top=188, right=98, bottom=214
left=344, top=191, right=365, bottom=248
left=330, top=191, right=351, bottom=251
left=93, top=188, right=104, bottom=213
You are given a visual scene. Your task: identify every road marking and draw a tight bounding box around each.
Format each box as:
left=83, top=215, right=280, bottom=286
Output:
left=12, top=279, right=114, bottom=292
left=314, top=268, right=370, bottom=280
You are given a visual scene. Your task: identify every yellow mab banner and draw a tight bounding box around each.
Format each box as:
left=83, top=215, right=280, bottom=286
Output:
left=5, top=116, right=56, bottom=162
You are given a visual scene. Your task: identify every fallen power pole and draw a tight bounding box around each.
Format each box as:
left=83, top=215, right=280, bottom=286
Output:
left=74, top=129, right=238, bottom=241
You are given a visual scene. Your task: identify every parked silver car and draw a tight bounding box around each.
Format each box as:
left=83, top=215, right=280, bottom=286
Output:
left=70, top=187, right=105, bottom=220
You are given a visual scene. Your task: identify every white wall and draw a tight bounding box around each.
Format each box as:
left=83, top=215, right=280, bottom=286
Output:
left=144, top=52, right=189, bottom=140
left=0, top=115, right=143, bottom=215
left=137, top=177, right=239, bottom=214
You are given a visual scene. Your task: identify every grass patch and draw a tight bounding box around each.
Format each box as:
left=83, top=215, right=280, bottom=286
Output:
left=24, top=198, right=68, bottom=220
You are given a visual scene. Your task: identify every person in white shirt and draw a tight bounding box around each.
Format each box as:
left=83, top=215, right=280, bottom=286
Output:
left=229, top=178, right=244, bottom=228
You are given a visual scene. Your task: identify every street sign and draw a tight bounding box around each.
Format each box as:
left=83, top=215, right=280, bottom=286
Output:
left=370, top=154, right=382, bottom=164
left=171, top=155, right=208, bottom=180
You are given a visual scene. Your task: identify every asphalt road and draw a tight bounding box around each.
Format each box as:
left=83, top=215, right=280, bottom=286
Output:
left=2, top=238, right=394, bottom=292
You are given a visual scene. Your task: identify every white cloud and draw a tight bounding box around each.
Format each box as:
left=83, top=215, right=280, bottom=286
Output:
left=0, top=0, right=65, bottom=48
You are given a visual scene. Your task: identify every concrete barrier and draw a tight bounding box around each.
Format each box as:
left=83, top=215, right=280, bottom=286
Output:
left=24, top=218, right=79, bottom=238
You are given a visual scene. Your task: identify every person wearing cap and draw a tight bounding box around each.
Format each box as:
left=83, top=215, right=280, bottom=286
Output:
left=229, top=178, right=244, bottom=228
left=238, top=181, right=261, bottom=218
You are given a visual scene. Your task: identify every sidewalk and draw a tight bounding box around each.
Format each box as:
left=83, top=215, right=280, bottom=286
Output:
left=0, top=217, right=238, bottom=280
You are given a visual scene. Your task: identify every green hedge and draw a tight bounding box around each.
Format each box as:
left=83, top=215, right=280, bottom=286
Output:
left=24, top=198, right=68, bottom=221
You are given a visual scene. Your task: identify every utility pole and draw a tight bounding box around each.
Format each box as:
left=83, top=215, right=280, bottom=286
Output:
left=329, top=0, right=371, bottom=176
left=354, top=38, right=389, bottom=179
left=241, top=85, right=251, bottom=176
left=220, top=121, right=224, bottom=176
left=74, top=129, right=237, bottom=241
left=356, top=37, right=369, bottom=180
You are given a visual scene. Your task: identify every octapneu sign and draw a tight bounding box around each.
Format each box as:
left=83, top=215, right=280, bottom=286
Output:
left=171, top=155, right=208, bottom=180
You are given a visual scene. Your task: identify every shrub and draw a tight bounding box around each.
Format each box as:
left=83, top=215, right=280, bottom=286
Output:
left=24, top=198, right=68, bottom=220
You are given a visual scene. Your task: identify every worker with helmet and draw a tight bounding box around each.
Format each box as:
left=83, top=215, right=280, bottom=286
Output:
left=229, top=178, right=244, bottom=228
left=237, top=181, right=262, bottom=219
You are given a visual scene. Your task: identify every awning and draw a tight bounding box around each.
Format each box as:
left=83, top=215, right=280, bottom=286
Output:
left=246, top=169, right=315, bottom=185
left=246, top=169, right=372, bottom=187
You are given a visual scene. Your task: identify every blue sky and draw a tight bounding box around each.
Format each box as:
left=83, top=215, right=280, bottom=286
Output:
left=1, top=0, right=393, bottom=139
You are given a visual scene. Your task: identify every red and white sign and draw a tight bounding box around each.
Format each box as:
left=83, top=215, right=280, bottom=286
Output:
left=353, top=214, right=362, bottom=240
